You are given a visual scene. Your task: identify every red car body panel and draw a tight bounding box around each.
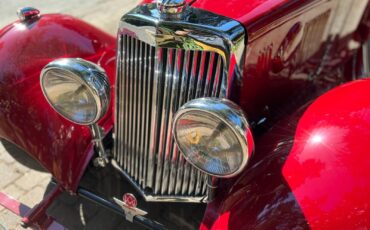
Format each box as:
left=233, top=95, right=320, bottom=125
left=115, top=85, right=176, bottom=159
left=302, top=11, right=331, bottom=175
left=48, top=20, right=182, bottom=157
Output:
left=0, top=14, right=116, bottom=191
left=283, top=79, right=370, bottom=229
left=195, top=0, right=370, bottom=121
left=200, top=103, right=310, bottom=229
left=201, top=79, right=370, bottom=229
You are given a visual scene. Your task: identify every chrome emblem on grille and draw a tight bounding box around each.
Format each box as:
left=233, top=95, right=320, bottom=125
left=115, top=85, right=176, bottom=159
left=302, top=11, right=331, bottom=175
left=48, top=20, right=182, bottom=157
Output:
left=113, top=194, right=147, bottom=222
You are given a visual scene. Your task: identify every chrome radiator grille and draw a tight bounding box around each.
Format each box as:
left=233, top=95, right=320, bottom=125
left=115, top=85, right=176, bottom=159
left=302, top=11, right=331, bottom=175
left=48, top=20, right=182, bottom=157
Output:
left=114, top=34, right=226, bottom=200
left=114, top=3, right=246, bottom=202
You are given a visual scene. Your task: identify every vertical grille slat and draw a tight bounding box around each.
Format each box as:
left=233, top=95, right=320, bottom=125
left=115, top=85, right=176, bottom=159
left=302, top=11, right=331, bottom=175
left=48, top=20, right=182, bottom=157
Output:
left=188, top=50, right=206, bottom=196
left=143, top=45, right=155, bottom=188
left=120, top=36, right=125, bottom=168
left=116, top=35, right=123, bottom=166
left=123, top=37, right=133, bottom=173
left=147, top=47, right=163, bottom=189
left=204, top=52, right=215, bottom=97
left=212, top=55, right=222, bottom=97
left=155, top=48, right=173, bottom=194
left=133, top=38, right=140, bottom=180
left=128, top=37, right=134, bottom=175
left=115, top=35, right=227, bottom=199
left=174, top=50, right=190, bottom=195
left=202, top=174, right=208, bottom=194
left=138, top=41, right=145, bottom=185
left=124, top=36, right=131, bottom=171
left=140, top=43, right=148, bottom=187
left=162, top=49, right=181, bottom=194
left=168, top=49, right=184, bottom=195
left=182, top=50, right=199, bottom=195
left=182, top=163, right=191, bottom=195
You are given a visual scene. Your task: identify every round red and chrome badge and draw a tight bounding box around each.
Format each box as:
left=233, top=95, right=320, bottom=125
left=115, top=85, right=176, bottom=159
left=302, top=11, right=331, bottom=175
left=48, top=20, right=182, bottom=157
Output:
left=123, top=193, right=137, bottom=208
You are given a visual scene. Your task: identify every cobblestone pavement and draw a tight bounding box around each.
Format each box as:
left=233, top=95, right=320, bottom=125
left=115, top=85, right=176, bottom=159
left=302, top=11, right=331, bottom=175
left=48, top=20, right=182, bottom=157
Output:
left=0, top=141, right=51, bottom=229
left=0, top=1, right=138, bottom=229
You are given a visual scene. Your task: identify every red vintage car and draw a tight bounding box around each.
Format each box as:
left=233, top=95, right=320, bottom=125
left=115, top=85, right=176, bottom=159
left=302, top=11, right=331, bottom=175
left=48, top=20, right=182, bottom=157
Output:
left=0, top=0, right=369, bottom=229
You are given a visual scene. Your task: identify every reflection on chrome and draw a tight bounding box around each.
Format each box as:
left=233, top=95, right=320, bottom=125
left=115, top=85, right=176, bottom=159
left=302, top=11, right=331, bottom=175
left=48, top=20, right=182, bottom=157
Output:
left=40, top=58, right=110, bottom=125
left=173, top=98, right=254, bottom=178
left=113, top=3, right=246, bottom=202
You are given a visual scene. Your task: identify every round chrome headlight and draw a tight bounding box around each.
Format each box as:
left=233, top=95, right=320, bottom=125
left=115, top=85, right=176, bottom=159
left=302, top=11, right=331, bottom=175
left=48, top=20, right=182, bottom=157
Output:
left=173, top=98, right=254, bottom=178
left=40, top=58, right=110, bottom=125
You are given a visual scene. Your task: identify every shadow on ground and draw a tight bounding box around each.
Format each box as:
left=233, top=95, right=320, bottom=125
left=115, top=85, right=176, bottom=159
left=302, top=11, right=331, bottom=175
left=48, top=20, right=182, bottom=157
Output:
left=1, top=139, right=45, bottom=172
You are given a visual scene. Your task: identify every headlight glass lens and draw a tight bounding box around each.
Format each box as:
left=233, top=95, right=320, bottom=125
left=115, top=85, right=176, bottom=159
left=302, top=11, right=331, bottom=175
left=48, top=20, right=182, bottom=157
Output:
left=175, top=111, right=244, bottom=176
left=42, top=69, right=98, bottom=124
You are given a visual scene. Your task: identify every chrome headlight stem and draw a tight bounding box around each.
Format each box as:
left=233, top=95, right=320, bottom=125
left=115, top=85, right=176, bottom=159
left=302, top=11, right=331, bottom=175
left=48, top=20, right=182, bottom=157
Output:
left=41, top=58, right=111, bottom=167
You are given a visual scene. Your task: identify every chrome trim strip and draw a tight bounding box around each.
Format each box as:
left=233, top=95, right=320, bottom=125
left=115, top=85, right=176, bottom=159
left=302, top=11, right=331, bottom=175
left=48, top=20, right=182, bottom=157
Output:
left=363, top=40, right=369, bottom=76
left=123, top=36, right=129, bottom=170
left=114, top=35, right=122, bottom=164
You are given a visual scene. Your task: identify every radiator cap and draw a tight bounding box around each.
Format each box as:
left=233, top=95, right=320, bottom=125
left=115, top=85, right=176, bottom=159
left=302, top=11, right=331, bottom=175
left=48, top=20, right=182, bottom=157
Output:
left=157, top=0, right=187, bottom=14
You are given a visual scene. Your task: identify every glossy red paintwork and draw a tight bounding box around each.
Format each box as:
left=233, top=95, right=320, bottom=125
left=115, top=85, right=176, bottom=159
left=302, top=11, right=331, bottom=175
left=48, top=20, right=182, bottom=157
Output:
left=200, top=79, right=370, bottom=229
left=193, top=0, right=368, bottom=126
left=143, top=0, right=367, bottom=124
left=0, top=14, right=116, bottom=191
left=193, top=0, right=303, bottom=27
left=283, top=79, right=370, bottom=229
left=197, top=0, right=370, bottom=228
left=200, top=104, right=310, bottom=229
left=21, top=185, right=63, bottom=229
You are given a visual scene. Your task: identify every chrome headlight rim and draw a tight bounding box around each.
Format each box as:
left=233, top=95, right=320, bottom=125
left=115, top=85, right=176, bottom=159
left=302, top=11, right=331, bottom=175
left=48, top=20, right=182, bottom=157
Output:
left=173, top=98, right=253, bottom=178
left=40, top=58, right=110, bottom=125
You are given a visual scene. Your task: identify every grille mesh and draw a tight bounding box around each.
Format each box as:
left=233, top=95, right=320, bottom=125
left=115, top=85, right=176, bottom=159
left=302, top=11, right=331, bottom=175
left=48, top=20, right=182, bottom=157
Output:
left=114, top=34, right=226, bottom=198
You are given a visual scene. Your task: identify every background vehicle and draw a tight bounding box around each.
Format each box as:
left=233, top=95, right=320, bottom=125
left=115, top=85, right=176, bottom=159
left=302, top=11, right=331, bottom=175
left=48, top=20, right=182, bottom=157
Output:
left=0, top=0, right=369, bottom=229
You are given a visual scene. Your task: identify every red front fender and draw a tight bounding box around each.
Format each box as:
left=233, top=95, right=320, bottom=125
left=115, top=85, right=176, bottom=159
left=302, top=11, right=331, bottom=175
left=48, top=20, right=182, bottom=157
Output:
left=0, top=14, right=116, bottom=191
left=201, top=79, right=370, bottom=229
left=283, top=79, right=370, bottom=229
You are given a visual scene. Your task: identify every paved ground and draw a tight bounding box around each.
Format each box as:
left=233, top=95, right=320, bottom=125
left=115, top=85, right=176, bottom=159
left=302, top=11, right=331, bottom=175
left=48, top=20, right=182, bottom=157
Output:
left=0, top=141, right=51, bottom=229
left=0, top=1, right=138, bottom=229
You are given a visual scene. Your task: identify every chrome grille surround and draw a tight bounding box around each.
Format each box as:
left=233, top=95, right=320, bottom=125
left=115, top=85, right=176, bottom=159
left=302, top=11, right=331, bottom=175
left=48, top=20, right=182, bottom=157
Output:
left=114, top=3, right=246, bottom=202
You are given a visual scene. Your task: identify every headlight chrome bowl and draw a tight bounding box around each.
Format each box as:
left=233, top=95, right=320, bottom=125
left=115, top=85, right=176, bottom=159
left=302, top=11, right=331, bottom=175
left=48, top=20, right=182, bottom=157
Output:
left=40, top=58, right=110, bottom=125
left=173, top=98, right=254, bottom=178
